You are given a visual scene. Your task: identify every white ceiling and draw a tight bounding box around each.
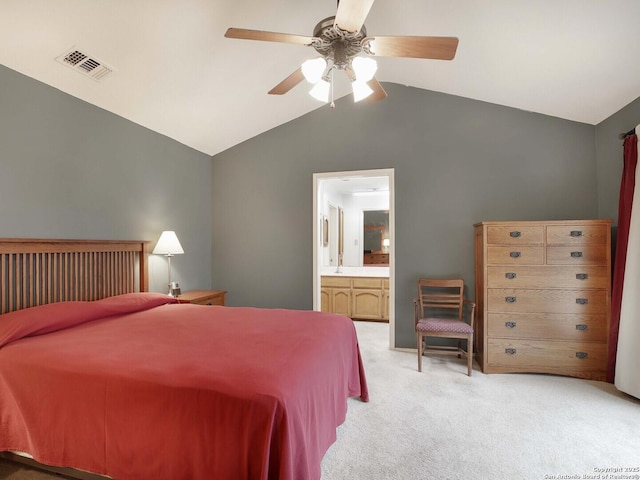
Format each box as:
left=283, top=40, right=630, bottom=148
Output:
left=1, top=0, right=640, bottom=157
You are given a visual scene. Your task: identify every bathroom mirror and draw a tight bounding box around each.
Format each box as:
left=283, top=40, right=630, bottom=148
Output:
left=363, top=210, right=389, bottom=264
left=364, top=226, right=384, bottom=252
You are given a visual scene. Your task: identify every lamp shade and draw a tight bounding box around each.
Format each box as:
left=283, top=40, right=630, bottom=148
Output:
left=309, top=79, right=331, bottom=102
left=152, top=231, right=184, bottom=255
left=301, top=57, right=327, bottom=84
left=352, top=80, right=373, bottom=102
left=352, top=56, right=377, bottom=82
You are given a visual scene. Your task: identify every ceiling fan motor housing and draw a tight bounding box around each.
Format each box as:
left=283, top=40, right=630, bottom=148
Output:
left=311, top=16, right=370, bottom=70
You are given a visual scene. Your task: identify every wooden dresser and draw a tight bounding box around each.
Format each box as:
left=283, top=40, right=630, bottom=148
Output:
left=363, top=253, right=389, bottom=265
left=474, top=220, right=612, bottom=380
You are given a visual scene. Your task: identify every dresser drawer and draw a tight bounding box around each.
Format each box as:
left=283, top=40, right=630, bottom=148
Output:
left=190, top=294, right=225, bottom=306
left=486, top=265, right=609, bottom=289
left=487, top=339, right=607, bottom=372
left=487, top=288, right=608, bottom=314
left=546, top=224, right=609, bottom=245
left=546, top=245, right=608, bottom=265
left=487, top=312, right=608, bottom=342
left=487, top=225, right=544, bottom=245
left=487, top=246, right=544, bottom=265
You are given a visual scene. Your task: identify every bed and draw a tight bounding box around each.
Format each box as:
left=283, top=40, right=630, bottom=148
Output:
left=0, top=238, right=368, bottom=480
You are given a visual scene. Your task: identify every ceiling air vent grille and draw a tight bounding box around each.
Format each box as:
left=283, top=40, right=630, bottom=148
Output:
left=56, top=47, right=115, bottom=81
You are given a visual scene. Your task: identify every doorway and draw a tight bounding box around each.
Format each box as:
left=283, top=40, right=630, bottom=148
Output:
left=312, top=168, right=395, bottom=349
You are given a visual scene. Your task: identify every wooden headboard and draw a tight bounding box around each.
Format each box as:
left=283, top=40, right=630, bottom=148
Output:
left=0, top=238, right=149, bottom=314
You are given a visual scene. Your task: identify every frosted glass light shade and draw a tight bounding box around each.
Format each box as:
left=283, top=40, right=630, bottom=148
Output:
left=152, top=231, right=184, bottom=255
left=352, top=81, right=373, bottom=102
left=301, top=58, right=327, bottom=84
left=352, top=56, right=377, bottom=82
left=309, top=79, right=331, bottom=102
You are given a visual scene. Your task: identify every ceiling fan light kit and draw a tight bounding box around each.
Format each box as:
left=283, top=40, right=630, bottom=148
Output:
left=352, top=56, right=377, bottom=82
left=310, top=78, right=332, bottom=103
left=301, top=57, right=328, bottom=84
left=352, top=80, right=374, bottom=102
left=224, top=0, right=458, bottom=106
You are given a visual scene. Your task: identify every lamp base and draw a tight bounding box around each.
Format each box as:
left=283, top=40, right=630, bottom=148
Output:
left=168, top=282, right=181, bottom=298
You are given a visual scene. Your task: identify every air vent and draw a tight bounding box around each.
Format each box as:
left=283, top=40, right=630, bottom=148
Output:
left=55, top=47, right=115, bottom=81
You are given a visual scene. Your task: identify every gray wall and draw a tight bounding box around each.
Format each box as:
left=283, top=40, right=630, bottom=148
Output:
left=0, top=65, right=213, bottom=293
left=2, top=61, right=626, bottom=349
left=212, top=83, right=598, bottom=348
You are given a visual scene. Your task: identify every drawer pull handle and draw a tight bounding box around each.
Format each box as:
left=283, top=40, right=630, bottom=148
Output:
left=505, top=296, right=517, bottom=303
left=505, top=348, right=517, bottom=355
left=570, top=230, right=583, bottom=237
left=576, top=324, right=588, bottom=331
left=505, top=272, right=517, bottom=279
left=571, top=251, right=583, bottom=258
left=576, top=273, right=588, bottom=280
left=510, top=231, right=521, bottom=238
left=576, top=352, right=588, bottom=360
left=505, top=321, right=517, bottom=328
left=576, top=298, right=588, bottom=305
left=510, top=252, right=521, bottom=258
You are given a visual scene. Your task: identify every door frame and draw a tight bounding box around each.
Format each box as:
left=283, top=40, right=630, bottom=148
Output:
left=312, top=168, right=395, bottom=349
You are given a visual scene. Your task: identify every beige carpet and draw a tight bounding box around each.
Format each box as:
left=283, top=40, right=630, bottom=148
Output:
left=0, top=459, right=65, bottom=480
left=321, top=321, right=640, bottom=479
left=3, top=321, right=640, bottom=479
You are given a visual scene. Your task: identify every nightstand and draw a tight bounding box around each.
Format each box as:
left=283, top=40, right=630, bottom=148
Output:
left=176, top=290, right=226, bottom=306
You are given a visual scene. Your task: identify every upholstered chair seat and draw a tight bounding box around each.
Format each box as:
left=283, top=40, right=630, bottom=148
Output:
left=416, top=317, right=474, bottom=335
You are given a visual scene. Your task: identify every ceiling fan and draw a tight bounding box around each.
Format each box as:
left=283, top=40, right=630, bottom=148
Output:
left=224, top=0, right=458, bottom=106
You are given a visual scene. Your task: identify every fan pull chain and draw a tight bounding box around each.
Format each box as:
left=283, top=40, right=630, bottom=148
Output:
left=330, top=68, right=335, bottom=108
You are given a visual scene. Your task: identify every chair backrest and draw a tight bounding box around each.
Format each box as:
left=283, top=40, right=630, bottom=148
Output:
left=416, top=278, right=464, bottom=322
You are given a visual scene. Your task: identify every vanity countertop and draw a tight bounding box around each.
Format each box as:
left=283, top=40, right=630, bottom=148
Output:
left=320, top=266, right=389, bottom=278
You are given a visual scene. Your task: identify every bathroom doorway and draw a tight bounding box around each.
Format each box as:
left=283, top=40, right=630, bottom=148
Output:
left=312, top=168, right=395, bottom=349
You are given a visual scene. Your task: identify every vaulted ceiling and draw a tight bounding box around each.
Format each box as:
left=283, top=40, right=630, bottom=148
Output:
left=1, top=0, right=639, bottom=156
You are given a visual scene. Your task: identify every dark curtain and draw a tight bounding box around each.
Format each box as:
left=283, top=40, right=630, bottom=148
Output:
left=607, top=133, right=638, bottom=382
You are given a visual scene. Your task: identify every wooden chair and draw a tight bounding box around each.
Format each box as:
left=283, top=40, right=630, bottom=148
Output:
left=414, top=278, right=476, bottom=376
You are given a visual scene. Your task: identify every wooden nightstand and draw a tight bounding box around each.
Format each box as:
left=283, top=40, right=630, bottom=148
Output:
left=176, top=290, right=226, bottom=306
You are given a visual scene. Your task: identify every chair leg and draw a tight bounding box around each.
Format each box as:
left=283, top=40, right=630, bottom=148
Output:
left=467, top=335, right=473, bottom=377
left=417, top=333, right=422, bottom=372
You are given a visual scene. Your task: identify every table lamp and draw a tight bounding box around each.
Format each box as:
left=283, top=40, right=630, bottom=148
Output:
left=152, top=230, right=184, bottom=296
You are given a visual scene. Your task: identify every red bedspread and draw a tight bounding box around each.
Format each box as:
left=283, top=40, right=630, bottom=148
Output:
left=0, top=293, right=368, bottom=480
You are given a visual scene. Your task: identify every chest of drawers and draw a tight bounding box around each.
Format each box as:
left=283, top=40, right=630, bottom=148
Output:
left=474, top=220, right=612, bottom=380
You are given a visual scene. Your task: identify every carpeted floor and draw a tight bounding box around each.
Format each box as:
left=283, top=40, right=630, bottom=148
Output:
left=0, top=459, right=66, bottom=479
left=321, top=321, right=640, bottom=479
left=3, top=320, right=640, bottom=479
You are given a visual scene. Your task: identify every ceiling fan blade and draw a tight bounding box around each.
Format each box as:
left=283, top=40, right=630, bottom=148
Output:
left=268, top=67, right=306, bottom=95
left=225, top=28, right=315, bottom=46
left=368, top=35, right=459, bottom=60
left=366, top=78, right=387, bottom=103
left=334, top=0, right=375, bottom=33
